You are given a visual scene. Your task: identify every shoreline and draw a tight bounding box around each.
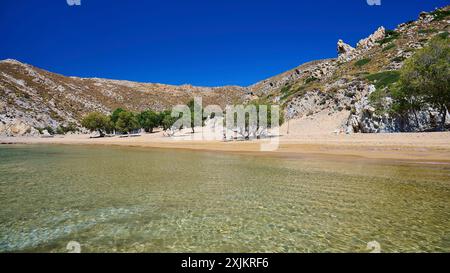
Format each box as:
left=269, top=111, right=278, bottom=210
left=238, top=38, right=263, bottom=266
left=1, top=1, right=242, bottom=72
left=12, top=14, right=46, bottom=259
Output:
left=2, top=131, right=450, bottom=165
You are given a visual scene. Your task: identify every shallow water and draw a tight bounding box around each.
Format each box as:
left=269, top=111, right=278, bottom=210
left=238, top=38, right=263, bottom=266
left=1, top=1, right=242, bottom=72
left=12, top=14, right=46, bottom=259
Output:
left=0, top=144, right=449, bottom=253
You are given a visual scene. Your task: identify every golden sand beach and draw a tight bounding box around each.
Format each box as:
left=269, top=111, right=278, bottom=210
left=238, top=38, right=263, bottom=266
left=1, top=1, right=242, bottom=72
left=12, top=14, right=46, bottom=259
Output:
left=2, top=131, right=450, bottom=164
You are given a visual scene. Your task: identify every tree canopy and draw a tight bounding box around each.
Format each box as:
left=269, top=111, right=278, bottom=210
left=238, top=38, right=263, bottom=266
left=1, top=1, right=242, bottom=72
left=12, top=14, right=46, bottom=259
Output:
left=159, top=110, right=177, bottom=131
left=81, top=112, right=110, bottom=137
left=110, top=108, right=125, bottom=125
left=137, top=110, right=160, bottom=133
left=393, top=35, right=450, bottom=128
left=115, top=111, right=140, bottom=134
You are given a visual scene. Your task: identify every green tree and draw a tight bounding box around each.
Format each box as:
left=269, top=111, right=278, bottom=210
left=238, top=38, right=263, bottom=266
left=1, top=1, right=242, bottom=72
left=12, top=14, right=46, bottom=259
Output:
left=187, top=99, right=206, bottom=133
left=110, top=108, right=125, bottom=125
left=394, top=36, right=450, bottom=129
left=160, top=111, right=177, bottom=131
left=224, top=102, right=285, bottom=139
left=156, top=110, right=165, bottom=127
left=56, top=122, right=78, bottom=135
left=137, top=110, right=159, bottom=133
left=105, top=118, right=116, bottom=134
left=116, top=111, right=140, bottom=134
left=81, top=112, right=110, bottom=137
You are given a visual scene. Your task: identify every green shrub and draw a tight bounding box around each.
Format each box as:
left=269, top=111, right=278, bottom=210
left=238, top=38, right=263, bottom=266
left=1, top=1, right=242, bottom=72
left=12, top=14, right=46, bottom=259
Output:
left=56, top=123, right=79, bottom=135
left=304, top=76, right=318, bottom=84
left=354, top=58, right=371, bottom=67
left=437, top=31, right=449, bottom=39
left=365, top=71, right=401, bottom=89
left=354, top=72, right=370, bottom=77
left=65, top=122, right=79, bottom=133
left=369, top=88, right=389, bottom=113
left=430, top=9, right=450, bottom=21
left=44, top=126, right=55, bottom=135
left=56, top=127, right=65, bottom=135
left=418, top=28, right=437, bottom=34
left=35, top=127, right=44, bottom=134
left=392, top=56, right=406, bottom=63
left=49, top=111, right=60, bottom=121
left=280, top=84, right=292, bottom=94
left=382, top=43, right=396, bottom=52
left=385, top=30, right=396, bottom=35
left=280, top=85, right=306, bottom=101
left=377, top=30, right=400, bottom=45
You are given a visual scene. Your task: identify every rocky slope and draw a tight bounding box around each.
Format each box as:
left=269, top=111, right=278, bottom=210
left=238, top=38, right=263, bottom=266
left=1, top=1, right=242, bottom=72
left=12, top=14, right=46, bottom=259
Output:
left=1, top=6, right=449, bottom=136
left=255, top=6, right=450, bottom=134
left=0, top=59, right=249, bottom=136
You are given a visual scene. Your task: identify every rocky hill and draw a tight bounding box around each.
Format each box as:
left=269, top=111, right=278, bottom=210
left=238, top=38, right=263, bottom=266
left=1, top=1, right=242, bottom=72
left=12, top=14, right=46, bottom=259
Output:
left=0, top=60, right=249, bottom=136
left=254, top=6, right=449, bottom=134
left=1, top=6, right=449, bottom=136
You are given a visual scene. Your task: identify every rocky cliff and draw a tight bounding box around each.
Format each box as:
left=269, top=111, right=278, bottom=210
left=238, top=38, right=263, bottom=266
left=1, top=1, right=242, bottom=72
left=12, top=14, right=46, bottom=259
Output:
left=256, top=6, right=450, bottom=134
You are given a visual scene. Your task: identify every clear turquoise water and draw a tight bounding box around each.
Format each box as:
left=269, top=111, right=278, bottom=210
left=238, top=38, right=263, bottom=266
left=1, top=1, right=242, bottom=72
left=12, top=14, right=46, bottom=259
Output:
left=0, top=144, right=449, bottom=253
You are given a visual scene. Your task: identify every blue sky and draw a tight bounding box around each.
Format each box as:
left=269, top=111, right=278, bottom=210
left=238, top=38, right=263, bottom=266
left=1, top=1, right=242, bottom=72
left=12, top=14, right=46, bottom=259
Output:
left=0, top=0, right=448, bottom=86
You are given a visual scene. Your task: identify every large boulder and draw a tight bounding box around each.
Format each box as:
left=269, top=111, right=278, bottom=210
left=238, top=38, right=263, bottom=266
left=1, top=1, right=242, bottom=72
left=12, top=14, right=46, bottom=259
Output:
left=337, top=39, right=355, bottom=54
left=337, top=39, right=357, bottom=62
left=357, top=26, right=386, bottom=50
left=419, top=11, right=434, bottom=24
left=337, top=26, right=386, bottom=63
left=0, top=119, right=40, bottom=137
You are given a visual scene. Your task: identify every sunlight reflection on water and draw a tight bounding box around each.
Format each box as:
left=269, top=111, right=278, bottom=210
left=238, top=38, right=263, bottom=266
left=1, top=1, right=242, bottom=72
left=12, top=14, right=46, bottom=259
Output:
left=0, top=145, right=449, bottom=253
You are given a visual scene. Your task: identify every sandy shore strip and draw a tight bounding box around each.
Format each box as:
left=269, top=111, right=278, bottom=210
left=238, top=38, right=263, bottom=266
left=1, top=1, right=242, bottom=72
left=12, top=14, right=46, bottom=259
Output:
left=1, top=131, right=450, bottom=164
